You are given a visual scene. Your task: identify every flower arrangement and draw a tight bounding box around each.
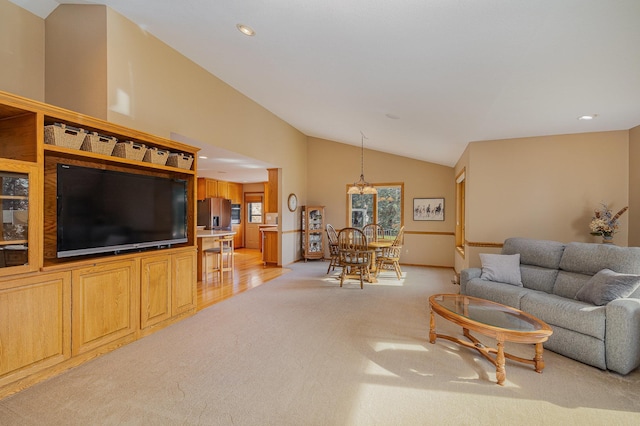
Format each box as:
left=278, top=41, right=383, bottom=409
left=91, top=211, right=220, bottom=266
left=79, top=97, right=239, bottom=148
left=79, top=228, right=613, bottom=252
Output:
left=589, top=204, right=628, bottom=238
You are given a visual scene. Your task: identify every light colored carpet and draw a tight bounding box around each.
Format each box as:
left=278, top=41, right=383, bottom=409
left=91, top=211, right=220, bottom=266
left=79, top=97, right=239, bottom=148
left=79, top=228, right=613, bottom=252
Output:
left=1, top=261, right=639, bottom=425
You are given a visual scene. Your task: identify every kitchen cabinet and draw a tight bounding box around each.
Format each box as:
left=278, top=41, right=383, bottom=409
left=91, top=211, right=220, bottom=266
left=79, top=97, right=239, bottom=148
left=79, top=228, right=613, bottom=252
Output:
left=229, top=182, right=243, bottom=204
left=302, top=206, right=325, bottom=261
left=261, top=228, right=278, bottom=265
left=217, top=180, right=229, bottom=199
left=198, top=177, right=218, bottom=200
left=232, top=224, right=243, bottom=248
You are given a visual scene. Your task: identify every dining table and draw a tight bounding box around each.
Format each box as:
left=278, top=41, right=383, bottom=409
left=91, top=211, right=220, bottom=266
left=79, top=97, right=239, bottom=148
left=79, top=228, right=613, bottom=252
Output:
left=366, top=237, right=395, bottom=280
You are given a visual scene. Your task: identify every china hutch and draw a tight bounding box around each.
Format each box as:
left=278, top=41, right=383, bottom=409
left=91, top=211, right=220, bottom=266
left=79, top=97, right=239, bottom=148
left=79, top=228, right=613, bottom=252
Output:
left=301, top=205, right=325, bottom=261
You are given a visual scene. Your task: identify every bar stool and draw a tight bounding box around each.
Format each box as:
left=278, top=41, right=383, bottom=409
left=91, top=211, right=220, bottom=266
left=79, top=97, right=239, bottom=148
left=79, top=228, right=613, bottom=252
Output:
left=203, top=235, right=234, bottom=281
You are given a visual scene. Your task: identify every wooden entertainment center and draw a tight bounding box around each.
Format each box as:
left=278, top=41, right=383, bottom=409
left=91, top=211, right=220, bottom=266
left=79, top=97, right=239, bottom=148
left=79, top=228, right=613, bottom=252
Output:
left=0, top=91, right=199, bottom=398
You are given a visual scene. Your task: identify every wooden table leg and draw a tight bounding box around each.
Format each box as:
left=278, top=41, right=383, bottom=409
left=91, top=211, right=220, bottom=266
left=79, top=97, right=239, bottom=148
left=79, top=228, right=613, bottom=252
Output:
left=534, top=342, right=545, bottom=373
left=429, top=308, right=436, bottom=344
left=496, top=340, right=506, bottom=385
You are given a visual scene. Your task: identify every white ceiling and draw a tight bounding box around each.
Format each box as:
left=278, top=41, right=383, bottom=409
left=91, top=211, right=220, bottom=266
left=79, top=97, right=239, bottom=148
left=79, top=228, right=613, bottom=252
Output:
left=12, top=0, right=640, bottom=182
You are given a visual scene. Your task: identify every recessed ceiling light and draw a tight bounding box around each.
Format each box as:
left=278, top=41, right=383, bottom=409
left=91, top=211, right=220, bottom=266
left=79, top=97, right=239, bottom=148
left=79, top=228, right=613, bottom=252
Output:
left=198, top=155, right=208, bottom=159
left=236, top=24, right=255, bottom=36
left=578, top=114, right=597, bottom=120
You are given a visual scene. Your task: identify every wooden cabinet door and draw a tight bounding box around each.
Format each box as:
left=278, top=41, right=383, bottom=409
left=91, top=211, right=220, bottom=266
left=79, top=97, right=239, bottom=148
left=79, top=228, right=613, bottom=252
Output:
left=206, top=179, right=218, bottom=198
left=71, top=259, right=138, bottom=356
left=172, top=250, right=196, bottom=315
left=0, top=272, right=71, bottom=388
left=229, top=182, right=242, bottom=204
left=140, top=254, right=172, bottom=330
left=217, top=180, right=229, bottom=199
left=263, top=231, right=278, bottom=264
left=233, top=224, right=243, bottom=248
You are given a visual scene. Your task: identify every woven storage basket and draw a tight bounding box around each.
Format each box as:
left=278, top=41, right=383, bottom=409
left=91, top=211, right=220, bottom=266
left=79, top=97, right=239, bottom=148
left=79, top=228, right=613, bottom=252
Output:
left=143, top=147, right=170, bottom=165
left=44, top=123, right=86, bottom=149
left=167, top=153, right=194, bottom=170
left=112, top=141, right=147, bottom=162
left=81, top=132, right=117, bottom=156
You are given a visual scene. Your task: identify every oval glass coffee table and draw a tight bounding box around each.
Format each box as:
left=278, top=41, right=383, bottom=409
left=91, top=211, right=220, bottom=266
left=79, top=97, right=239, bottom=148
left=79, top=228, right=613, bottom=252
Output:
left=428, top=293, right=553, bottom=385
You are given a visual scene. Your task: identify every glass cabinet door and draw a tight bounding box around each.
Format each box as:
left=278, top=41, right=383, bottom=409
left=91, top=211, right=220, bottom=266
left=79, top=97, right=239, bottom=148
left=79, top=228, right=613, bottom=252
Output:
left=0, top=161, right=38, bottom=274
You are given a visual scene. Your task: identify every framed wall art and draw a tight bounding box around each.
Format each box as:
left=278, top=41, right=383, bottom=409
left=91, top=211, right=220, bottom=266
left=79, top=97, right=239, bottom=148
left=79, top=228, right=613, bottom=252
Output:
left=413, top=198, right=444, bottom=221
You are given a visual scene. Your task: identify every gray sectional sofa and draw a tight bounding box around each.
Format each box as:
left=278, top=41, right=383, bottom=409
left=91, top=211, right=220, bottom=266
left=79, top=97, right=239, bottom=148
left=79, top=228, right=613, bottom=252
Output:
left=460, top=237, right=640, bottom=375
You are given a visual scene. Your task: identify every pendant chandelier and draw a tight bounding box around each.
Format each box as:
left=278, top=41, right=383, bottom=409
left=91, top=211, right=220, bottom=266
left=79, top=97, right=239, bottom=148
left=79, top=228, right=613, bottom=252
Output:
left=347, top=132, right=377, bottom=195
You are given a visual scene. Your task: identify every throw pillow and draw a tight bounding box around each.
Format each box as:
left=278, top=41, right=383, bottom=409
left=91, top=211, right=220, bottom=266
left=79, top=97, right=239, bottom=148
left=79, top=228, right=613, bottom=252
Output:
left=575, top=268, right=640, bottom=306
left=479, top=253, right=523, bottom=286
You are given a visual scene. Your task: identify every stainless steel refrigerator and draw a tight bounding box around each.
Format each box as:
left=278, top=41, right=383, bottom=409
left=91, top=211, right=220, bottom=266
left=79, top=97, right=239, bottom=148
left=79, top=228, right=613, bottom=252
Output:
left=197, top=198, right=232, bottom=230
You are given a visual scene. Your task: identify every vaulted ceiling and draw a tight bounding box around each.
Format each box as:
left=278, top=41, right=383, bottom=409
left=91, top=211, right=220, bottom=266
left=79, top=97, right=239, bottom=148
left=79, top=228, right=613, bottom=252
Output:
left=13, top=0, right=640, bottom=178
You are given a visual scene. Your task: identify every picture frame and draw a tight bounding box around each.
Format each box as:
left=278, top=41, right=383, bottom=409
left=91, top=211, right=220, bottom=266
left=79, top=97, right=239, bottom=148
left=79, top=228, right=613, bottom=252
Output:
left=413, top=198, right=444, bottom=221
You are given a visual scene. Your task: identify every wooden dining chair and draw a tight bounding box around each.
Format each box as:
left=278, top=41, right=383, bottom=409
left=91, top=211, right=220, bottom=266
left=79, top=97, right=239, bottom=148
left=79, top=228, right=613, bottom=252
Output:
left=375, top=226, right=405, bottom=280
left=325, top=224, right=340, bottom=274
left=363, top=223, right=385, bottom=243
left=337, top=227, right=372, bottom=288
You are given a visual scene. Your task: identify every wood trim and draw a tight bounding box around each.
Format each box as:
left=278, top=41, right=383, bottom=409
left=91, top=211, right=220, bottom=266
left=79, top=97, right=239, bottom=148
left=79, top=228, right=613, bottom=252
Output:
left=404, top=230, right=455, bottom=236
left=466, top=241, right=504, bottom=248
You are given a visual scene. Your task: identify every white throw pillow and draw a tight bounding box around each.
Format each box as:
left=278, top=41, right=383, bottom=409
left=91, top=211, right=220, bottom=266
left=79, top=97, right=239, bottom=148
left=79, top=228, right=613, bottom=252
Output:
left=479, top=253, right=523, bottom=286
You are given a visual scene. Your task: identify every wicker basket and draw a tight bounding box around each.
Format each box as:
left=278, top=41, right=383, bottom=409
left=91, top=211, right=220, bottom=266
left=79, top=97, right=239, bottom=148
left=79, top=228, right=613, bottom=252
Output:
left=44, top=123, right=86, bottom=149
left=81, top=132, right=118, bottom=156
left=112, top=141, right=147, bottom=162
left=143, top=147, right=170, bottom=165
left=167, top=153, right=194, bottom=170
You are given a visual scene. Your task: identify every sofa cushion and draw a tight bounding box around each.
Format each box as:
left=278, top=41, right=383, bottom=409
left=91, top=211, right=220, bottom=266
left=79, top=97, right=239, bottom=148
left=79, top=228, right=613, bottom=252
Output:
left=464, top=278, right=528, bottom=309
left=479, top=253, right=522, bottom=286
left=575, top=269, right=640, bottom=306
left=559, top=242, right=640, bottom=275
left=502, top=237, right=565, bottom=269
left=553, top=271, right=591, bottom=299
left=520, top=264, right=558, bottom=293
left=521, top=291, right=606, bottom=340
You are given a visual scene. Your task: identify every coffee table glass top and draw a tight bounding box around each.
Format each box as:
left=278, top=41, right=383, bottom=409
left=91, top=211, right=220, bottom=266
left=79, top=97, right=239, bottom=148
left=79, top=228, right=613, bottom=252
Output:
left=432, top=294, right=546, bottom=332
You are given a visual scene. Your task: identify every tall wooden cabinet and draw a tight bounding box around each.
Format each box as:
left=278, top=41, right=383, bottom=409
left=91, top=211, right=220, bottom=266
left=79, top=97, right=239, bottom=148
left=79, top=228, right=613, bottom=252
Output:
left=0, top=90, right=199, bottom=398
left=301, top=206, right=325, bottom=261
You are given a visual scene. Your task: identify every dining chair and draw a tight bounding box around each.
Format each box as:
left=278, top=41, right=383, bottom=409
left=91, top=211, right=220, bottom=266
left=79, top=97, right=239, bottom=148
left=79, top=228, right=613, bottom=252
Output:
left=375, top=226, right=405, bottom=280
left=363, top=223, right=385, bottom=243
left=337, top=227, right=373, bottom=288
left=325, top=224, right=340, bottom=274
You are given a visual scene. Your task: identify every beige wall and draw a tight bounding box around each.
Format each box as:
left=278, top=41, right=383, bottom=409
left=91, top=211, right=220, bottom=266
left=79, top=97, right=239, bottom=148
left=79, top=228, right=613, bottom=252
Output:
left=629, top=125, right=640, bottom=246
left=45, top=5, right=108, bottom=117
left=308, top=137, right=455, bottom=267
left=0, top=0, right=44, bottom=101
left=456, top=130, right=631, bottom=269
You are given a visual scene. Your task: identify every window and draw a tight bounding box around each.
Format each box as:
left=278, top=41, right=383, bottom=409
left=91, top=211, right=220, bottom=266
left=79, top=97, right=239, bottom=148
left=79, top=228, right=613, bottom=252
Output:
left=347, top=184, right=403, bottom=235
left=248, top=202, right=263, bottom=223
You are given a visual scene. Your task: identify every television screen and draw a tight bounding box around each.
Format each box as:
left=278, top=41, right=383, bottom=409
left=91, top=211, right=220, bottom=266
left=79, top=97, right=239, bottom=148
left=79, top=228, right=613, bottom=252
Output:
left=57, top=163, right=188, bottom=258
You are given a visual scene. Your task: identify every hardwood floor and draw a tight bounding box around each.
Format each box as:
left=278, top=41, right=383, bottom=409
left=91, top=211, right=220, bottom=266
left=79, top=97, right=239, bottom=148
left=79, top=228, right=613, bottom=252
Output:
left=197, top=248, right=290, bottom=311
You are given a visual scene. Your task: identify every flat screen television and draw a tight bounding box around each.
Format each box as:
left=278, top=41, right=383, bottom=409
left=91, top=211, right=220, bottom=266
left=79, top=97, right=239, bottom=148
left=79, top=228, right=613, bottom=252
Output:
left=56, top=163, right=188, bottom=258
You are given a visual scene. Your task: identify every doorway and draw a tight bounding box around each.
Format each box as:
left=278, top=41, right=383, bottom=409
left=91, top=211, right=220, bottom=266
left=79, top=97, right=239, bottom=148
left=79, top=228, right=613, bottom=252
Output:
left=244, top=193, right=264, bottom=249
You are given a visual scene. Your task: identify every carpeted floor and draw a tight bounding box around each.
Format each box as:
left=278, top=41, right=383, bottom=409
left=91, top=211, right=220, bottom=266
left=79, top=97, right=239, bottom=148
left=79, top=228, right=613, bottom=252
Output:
left=1, top=261, right=639, bottom=425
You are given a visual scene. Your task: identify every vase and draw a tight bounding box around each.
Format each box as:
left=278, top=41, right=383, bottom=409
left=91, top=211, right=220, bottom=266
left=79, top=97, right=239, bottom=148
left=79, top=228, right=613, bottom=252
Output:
left=602, top=234, right=614, bottom=244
